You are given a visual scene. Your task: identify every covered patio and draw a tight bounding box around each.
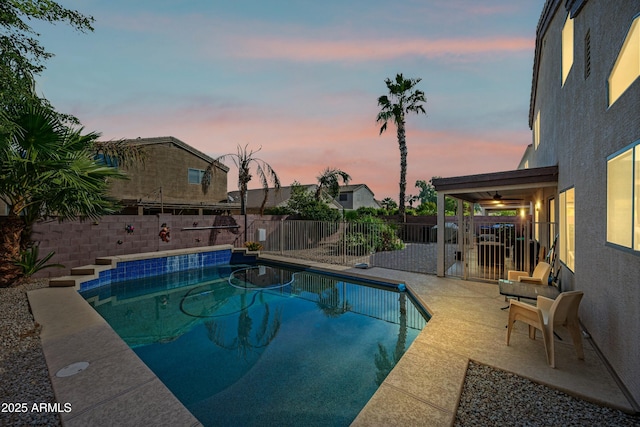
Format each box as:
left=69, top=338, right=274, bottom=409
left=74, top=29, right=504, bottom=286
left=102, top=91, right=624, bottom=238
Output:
left=432, top=166, right=558, bottom=279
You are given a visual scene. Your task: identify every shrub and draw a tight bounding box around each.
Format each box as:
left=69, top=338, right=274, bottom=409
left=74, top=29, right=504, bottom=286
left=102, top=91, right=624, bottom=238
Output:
left=263, top=206, right=291, bottom=215
left=341, top=232, right=375, bottom=255
left=14, top=244, right=64, bottom=277
left=340, top=215, right=404, bottom=254
left=285, top=182, right=342, bottom=221
left=244, top=241, right=264, bottom=251
left=343, top=210, right=360, bottom=221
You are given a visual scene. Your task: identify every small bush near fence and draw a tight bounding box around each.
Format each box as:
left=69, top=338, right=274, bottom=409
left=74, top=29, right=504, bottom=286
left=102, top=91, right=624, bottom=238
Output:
left=339, top=217, right=404, bottom=255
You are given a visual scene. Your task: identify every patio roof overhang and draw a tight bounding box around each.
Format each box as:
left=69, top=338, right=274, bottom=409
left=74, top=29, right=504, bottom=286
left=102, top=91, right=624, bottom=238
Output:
left=431, top=166, right=558, bottom=209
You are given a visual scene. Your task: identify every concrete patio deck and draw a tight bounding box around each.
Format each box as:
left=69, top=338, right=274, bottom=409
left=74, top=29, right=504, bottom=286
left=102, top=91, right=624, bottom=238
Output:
left=28, top=256, right=636, bottom=426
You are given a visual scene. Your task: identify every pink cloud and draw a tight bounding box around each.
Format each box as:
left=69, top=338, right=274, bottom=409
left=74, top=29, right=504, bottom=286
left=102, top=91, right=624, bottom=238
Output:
left=235, top=36, right=534, bottom=63
left=97, top=10, right=533, bottom=63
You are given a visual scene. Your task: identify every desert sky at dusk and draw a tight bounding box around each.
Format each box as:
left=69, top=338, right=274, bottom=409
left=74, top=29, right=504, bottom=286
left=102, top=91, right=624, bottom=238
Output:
left=34, top=0, right=545, bottom=202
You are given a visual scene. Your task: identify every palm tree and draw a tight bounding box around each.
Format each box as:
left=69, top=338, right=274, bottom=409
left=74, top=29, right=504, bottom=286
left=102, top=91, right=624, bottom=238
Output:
left=0, top=105, right=127, bottom=286
left=205, top=292, right=282, bottom=360
left=93, top=139, right=145, bottom=169
left=380, top=197, right=397, bottom=211
left=376, top=73, right=426, bottom=219
left=315, top=167, right=351, bottom=201
left=202, top=144, right=280, bottom=234
left=374, top=292, right=408, bottom=385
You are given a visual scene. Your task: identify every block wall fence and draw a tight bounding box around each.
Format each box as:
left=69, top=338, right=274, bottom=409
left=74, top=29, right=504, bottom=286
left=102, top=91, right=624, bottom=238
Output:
left=30, top=214, right=285, bottom=278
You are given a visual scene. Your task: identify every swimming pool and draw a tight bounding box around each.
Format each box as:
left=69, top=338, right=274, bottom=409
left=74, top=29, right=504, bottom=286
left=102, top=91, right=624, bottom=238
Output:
left=81, top=262, right=428, bottom=426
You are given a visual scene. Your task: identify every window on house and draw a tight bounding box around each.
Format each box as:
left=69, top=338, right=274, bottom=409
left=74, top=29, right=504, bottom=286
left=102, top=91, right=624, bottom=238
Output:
left=339, top=193, right=348, bottom=201
left=584, top=30, right=591, bottom=79
left=608, top=16, right=640, bottom=106
left=188, top=168, right=205, bottom=184
left=607, top=143, right=640, bottom=250
left=562, top=14, right=574, bottom=85
left=559, top=187, right=575, bottom=272
left=533, top=110, right=541, bottom=150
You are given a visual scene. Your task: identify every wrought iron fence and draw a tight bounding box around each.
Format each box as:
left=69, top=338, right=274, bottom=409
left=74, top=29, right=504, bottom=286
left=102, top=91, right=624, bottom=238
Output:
left=234, top=218, right=457, bottom=275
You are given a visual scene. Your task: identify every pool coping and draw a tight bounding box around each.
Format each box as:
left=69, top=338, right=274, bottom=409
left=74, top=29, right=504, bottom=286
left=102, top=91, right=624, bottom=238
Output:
left=29, top=250, right=636, bottom=426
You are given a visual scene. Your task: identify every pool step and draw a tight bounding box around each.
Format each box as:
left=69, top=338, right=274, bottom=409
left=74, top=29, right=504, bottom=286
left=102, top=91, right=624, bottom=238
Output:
left=50, top=260, right=114, bottom=288
left=49, top=277, right=79, bottom=287
left=71, top=266, right=98, bottom=275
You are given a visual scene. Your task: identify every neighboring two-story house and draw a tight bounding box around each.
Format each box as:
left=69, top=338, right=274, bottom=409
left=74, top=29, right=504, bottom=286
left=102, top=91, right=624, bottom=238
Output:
left=334, top=184, right=381, bottom=210
left=108, top=136, right=236, bottom=215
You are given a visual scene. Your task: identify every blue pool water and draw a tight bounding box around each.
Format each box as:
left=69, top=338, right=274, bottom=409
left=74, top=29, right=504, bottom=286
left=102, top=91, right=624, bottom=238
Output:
left=81, top=263, right=428, bottom=426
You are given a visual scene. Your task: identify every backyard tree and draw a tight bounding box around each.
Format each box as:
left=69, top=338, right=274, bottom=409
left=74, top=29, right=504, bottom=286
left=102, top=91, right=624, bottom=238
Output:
left=380, top=197, right=398, bottom=211
left=0, top=105, right=126, bottom=287
left=286, top=182, right=341, bottom=221
left=374, top=291, right=407, bottom=385
left=376, top=74, right=426, bottom=220
left=0, top=0, right=95, bottom=128
left=414, top=179, right=437, bottom=205
left=315, top=167, right=351, bottom=201
left=203, top=144, right=280, bottom=230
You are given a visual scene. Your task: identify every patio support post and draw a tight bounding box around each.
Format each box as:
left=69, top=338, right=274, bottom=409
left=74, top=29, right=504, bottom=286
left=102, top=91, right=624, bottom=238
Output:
left=457, top=199, right=464, bottom=244
left=437, top=191, right=446, bottom=277
left=457, top=198, right=464, bottom=278
left=525, top=220, right=531, bottom=273
left=466, top=213, right=473, bottom=280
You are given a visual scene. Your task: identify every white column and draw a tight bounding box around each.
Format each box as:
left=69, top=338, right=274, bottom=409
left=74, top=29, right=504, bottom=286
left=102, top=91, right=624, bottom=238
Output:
left=437, top=192, right=445, bottom=277
left=457, top=199, right=464, bottom=279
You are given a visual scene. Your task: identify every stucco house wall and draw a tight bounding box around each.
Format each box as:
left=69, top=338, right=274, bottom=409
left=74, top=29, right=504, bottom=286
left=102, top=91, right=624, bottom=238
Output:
left=108, top=137, right=228, bottom=208
left=336, top=185, right=380, bottom=210
left=530, top=0, right=640, bottom=405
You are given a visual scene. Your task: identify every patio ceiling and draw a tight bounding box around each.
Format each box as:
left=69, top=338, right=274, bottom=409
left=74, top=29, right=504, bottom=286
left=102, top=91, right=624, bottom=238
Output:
left=431, top=166, right=558, bottom=208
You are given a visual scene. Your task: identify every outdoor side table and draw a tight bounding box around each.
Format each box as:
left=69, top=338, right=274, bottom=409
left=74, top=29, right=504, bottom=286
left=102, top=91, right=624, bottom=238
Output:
left=499, top=279, right=560, bottom=303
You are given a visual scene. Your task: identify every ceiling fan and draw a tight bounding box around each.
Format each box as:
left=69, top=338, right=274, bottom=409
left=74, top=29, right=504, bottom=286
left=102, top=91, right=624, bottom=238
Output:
left=479, top=191, right=523, bottom=205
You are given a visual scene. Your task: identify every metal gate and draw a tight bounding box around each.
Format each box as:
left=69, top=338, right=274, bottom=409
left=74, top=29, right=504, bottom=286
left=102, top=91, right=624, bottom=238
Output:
left=448, top=218, right=555, bottom=282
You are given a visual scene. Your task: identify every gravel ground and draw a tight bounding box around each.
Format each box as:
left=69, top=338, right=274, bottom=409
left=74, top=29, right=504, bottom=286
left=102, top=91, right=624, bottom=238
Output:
left=0, top=280, right=61, bottom=427
left=455, top=361, right=640, bottom=427
left=1, top=281, right=638, bottom=427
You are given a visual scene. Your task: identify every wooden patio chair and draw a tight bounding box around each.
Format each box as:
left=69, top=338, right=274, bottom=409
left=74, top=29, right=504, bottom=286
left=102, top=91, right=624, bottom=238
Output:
left=506, top=290, right=584, bottom=368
